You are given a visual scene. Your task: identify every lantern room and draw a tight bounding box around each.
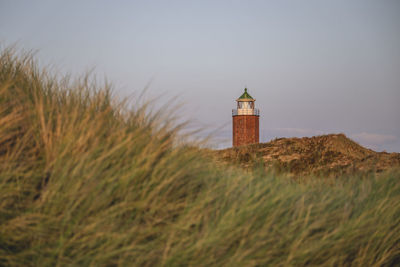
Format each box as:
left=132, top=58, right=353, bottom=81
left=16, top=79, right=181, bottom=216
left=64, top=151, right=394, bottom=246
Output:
left=232, top=88, right=259, bottom=116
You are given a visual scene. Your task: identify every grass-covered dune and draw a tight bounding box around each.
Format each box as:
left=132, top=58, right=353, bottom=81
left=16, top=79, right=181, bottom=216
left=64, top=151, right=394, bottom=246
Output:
left=0, top=48, right=399, bottom=266
left=216, top=134, right=400, bottom=177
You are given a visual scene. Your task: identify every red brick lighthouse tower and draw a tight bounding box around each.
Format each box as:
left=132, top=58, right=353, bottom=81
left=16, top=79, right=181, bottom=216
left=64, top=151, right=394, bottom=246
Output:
left=232, top=88, right=260, bottom=147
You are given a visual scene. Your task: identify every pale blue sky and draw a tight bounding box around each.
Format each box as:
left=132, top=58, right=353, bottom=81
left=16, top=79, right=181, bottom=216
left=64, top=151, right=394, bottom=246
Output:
left=1, top=0, right=399, bottom=151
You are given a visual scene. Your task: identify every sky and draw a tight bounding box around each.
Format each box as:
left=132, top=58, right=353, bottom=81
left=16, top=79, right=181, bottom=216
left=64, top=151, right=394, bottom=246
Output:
left=1, top=0, right=399, bottom=151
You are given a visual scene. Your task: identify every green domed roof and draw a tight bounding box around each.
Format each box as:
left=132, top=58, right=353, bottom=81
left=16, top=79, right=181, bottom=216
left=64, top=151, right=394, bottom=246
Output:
left=238, top=88, right=254, bottom=99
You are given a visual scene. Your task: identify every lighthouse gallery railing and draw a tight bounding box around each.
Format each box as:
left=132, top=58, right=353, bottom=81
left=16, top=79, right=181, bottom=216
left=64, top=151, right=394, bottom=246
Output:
left=232, top=108, right=260, bottom=116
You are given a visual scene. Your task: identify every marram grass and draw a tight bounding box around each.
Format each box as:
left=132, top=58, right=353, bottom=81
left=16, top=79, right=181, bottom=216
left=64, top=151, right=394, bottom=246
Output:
left=0, top=47, right=399, bottom=266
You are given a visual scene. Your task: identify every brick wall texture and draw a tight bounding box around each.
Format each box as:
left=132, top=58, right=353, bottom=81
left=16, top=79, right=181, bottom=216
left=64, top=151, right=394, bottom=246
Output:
left=232, top=115, right=259, bottom=147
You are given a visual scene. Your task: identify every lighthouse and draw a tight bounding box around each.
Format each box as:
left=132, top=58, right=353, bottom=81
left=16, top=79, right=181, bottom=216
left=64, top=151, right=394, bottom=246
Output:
left=232, top=88, right=260, bottom=147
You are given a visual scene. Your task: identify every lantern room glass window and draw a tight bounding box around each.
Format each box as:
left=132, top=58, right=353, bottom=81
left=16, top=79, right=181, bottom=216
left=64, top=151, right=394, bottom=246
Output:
left=237, top=101, right=254, bottom=109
